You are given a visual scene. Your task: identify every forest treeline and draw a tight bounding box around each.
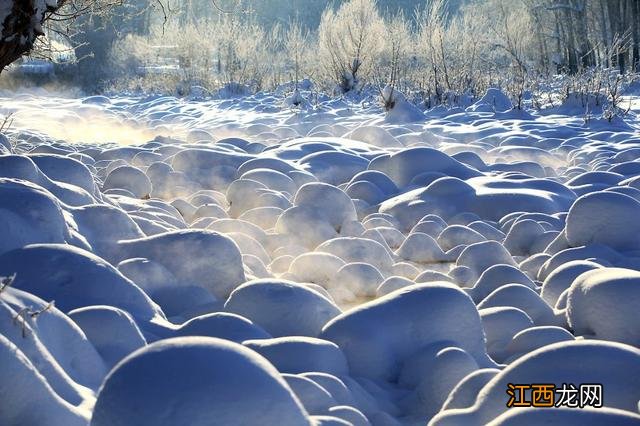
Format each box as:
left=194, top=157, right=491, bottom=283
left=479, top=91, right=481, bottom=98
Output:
left=1, top=0, right=638, bottom=109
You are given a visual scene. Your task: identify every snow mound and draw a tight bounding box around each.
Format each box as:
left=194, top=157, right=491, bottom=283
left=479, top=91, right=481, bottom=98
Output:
left=293, top=182, right=357, bottom=230
left=321, top=283, right=494, bottom=382
left=431, top=340, right=640, bottom=425
left=118, top=230, right=246, bottom=300
left=466, top=88, right=513, bottom=113
left=456, top=241, right=516, bottom=281
left=540, top=260, right=603, bottom=307
left=284, top=374, right=338, bottom=416
left=225, top=279, right=341, bottom=337
left=103, top=165, right=152, bottom=199
left=503, top=326, right=575, bottom=362
left=396, top=232, right=448, bottom=263
left=30, top=154, right=98, bottom=196
left=0, top=244, right=162, bottom=320
left=1, top=286, right=107, bottom=390
left=316, top=237, right=395, bottom=274
left=477, top=284, right=560, bottom=327
left=467, top=264, right=536, bottom=303
left=565, top=191, right=640, bottom=251
left=91, top=337, right=311, bottom=426
left=0, top=334, right=89, bottom=426
left=276, top=206, right=339, bottom=249
left=333, top=262, right=384, bottom=300
left=346, top=125, right=403, bottom=148
left=175, top=312, right=271, bottom=342
left=369, top=147, right=481, bottom=189
left=244, top=336, right=349, bottom=376
left=0, top=178, right=71, bottom=256
left=480, top=307, right=534, bottom=362
left=440, top=368, right=499, bottom=411
left=566, top=268, right=640, bottom=345
left=67, top=305, right=146, bottom=369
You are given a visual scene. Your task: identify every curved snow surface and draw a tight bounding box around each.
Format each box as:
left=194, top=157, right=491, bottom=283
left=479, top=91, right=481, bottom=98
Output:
left=1, top=88, right=640, bottom=425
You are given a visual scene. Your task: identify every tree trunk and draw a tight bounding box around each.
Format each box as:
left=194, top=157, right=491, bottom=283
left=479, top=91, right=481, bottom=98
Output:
left=598, top=0, right=610, bottom=68
left=0, top=1, right=64, bottom=73
left=571, top=0, right=594, bottom=69
left=631, top=0, right=640, bottom=71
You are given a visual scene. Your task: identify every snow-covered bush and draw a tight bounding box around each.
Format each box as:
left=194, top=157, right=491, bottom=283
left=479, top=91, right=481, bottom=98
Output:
left=317, top=0, right=385, bottom=94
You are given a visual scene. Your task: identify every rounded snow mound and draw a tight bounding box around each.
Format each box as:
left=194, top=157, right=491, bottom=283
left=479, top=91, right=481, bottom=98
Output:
left=91, top=337, right=311, bottom=426
left=565, top=191, right=640, bottom=251
left=0, top=334, right=88, bottom=426
left=456, top=241, right=516, bottom=282
left=276, top=206, right=338, bottom=249
left=321, top=283, right=494, bottom=382
left=348, top=170, right=398, bottom=196
left=0, top=244, right=161, bottom=320
left=30, top=153, right=98, bottom=196
left=175, top=312, right=271, bottom=342
left=316, top=237, right=395, bottom=274
left=294, top=182, right=357, bottom=230
left=225, top=279, right=341, bottom=337
left=369, top=147, right=480, bottom=189
left=118, top=230, right=246, bottom=300
left=345, top=125, right=403, bottom=148
left=288, top=252, right=346, bottom=287
left=466, top=88, right=513, bottom=113
left=566, top=267, right=640, bottom=346
left=103, top=165, right=152, bottom=199
left=540, top=260, right=602, bottom=307
left=333, top=262, right=384, bottom=300
left=243, top=336, right=349, bottom=376
left=0, top=178, right=71, bottom=256
left=431, top=340, right=640, bottom=425
left=467, top=264, right=536, bottom=304
left=396, top=232, right=447, bottom=263
left=68, top=305, right=146, bottom=369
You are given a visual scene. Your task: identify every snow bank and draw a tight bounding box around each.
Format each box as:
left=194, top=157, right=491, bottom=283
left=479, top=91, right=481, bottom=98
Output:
left=117, top=230, right=246, bottom=300
left=91, top=337, right=311, bottom=426
left=566, top=268, right=640, bottom=345
left=103, top=165, right=152, bottom=199
left=244, top=336, right=349, bottom=376
left=431, top=340, right=640, bottom=425
left=321, top=283, right=494, bottom=382
left=0, top=334, right=89, bottom=426
left=565, top=191, right=640, bottom=251
left=225, top=279, right=341, bottom=337
left=0, top=178, right=71, bottom=255
left=0, top=244, right=162, bottom=320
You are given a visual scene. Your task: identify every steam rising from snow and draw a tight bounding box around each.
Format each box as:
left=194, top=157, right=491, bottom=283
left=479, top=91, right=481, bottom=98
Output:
left=1, top=87, right=640, bottom=426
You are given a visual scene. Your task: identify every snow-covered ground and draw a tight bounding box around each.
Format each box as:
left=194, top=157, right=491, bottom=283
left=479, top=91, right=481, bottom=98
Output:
left=1, top=87, right=640, bottom=425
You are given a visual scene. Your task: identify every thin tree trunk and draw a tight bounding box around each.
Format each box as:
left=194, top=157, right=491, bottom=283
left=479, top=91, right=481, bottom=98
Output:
left=630, top=0, right=640, bottom=71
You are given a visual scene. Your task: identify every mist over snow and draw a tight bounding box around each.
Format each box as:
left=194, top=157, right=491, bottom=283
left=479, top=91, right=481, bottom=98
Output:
left=0, top=0, right=639, bottom=422
left=0, top=82, right=639, bottom=426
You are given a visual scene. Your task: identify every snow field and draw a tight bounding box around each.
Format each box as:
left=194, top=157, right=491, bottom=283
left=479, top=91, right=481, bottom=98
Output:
left=0, top=87, right=639, bottom=425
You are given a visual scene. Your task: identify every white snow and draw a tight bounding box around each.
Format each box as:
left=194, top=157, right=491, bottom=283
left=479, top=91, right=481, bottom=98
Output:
left=90, top=337, right=312, bottom=426
left=1, top=85, right=640, bottom=425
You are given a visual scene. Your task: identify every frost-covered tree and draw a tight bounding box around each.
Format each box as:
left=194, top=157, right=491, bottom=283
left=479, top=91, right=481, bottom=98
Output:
left=415, top=0, right=451, bottom=105
left=481, top=0, right=534, bottom=109
left=285, top=20, right=310, bottom=91
left=377, top=12, right=412, bottom=109
left=317, top=0, right=385, bottom=93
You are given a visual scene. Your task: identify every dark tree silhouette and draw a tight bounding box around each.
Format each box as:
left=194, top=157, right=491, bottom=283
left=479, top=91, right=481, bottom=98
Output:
left=0, top=0, right=67, bottom=72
